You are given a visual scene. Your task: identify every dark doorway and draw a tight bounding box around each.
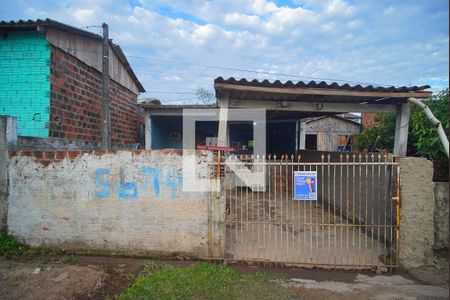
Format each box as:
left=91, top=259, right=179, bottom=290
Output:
left=305, top=134, right=317, bottom=150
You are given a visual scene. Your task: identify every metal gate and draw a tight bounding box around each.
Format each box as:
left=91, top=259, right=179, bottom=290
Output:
left=207, top=153, right=400, bottom=270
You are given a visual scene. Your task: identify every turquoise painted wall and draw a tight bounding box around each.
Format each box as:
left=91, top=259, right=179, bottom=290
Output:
left=0, top=31, right=50, bottom=137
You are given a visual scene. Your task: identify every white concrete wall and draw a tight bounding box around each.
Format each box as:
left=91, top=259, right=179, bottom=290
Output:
left=7, top=150, right=212, bottom=257
left=434, top=182, right=449, bottom=250
left=399, top=157, right=435, bottom=269
left=0, top=117, right=8, bottom=233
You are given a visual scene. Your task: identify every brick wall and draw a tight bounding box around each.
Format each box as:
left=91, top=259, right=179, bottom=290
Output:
left=50, top=46, right=144, bottom=148
left=0, top=31, right=51, bottom=137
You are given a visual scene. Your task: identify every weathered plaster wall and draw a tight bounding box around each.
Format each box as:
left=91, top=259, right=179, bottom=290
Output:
left=0, top=117, right=8, bottom=233
left=398, top=157, right=435, bottom=269
left=434, top=182, right=449, bottom=250
left=7, top=150, right=212, bottom=257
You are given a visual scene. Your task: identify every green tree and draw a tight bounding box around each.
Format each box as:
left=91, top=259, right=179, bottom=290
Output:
left=358, top=89, right=449, bottom=180
left=358, top=113, right=397, bottom=152
left=410, top=89, right=449, bottom=160
left=196, top=88, right=215, bottom=105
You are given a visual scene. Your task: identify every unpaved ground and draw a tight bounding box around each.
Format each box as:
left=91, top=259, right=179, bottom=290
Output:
left=225, top=191, right=393, bottom=268
left=283, top=273, right=449, bottom=300
left=0, top=256, right=147, bottom=300
left=0, top=255, right=447, bottom=299
left=0, top=260, right=106, bottom=300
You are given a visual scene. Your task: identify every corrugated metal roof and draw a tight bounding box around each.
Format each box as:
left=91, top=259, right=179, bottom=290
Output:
left=0, top=19, right=145, bottom=92
left=304, top=115, right=362, bottom=127
left=214, top=77, right=430, bottom=93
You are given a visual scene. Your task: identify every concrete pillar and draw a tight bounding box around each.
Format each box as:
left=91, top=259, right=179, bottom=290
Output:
left=217, top=91, right=229, bottom=147
left=394, top=103, right=410, bottom=156
left=299, top=121, right=306, bottom=150
left=144, top=112, right=151, bottom=150
left=434, top=182, right=449, bottom=250
left=398, top=157, right=435, bottom=269
left=0, top=116, right=8, bottom=233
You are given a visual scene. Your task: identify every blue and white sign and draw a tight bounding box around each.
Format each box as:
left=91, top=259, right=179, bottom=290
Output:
left=294, top=171, right=317, bottom=201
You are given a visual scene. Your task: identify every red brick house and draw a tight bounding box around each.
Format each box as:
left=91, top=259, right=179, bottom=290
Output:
left=0, top=19, right=145, bottom=149
left=361, top=113, right=377, bottom=129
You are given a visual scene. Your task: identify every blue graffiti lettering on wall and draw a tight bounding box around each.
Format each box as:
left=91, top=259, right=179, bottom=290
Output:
left=95, top=168, right=111, bottom=197
left=94, top=167, right=183, bottom=199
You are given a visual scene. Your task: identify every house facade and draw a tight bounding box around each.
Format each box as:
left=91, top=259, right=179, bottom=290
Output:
left=300, top=115, right=361, bottom=152
left=141, top=77, right=430, bottom=156
left=0, top=19, right=145, bottom=148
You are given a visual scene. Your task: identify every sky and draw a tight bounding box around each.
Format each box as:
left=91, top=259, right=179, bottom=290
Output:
left=1, top=0, right=448, bottom=103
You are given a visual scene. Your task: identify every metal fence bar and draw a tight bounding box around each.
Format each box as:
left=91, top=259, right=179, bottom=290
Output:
left=208, top=152, right=400, bottom=270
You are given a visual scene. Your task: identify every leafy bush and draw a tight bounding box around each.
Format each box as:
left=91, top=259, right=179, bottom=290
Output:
left=358, top=89, right=449, bottom=180
left=0, top=235, right=27, bottom=256
left=410, top=89, right=449, bottom=160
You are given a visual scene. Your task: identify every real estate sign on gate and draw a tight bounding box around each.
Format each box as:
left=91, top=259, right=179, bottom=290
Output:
left=294, top=171, right=317, bottom=200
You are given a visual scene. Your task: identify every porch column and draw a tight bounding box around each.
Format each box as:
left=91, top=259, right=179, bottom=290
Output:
left=144, top=112, right=152, bottom=150
left=393, top=102, right=410, bottom=156
left=299, top=121, right=306, bottom=150
left=217, top=90, right=229, bottom=147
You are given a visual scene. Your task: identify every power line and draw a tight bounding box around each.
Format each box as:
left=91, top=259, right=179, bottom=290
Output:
left=147, top=91, right=197, bottom=94
left=127, top=54, right=394, bottom=87
left=134, top=68, right=215, bottom=79
left=2, top=40, right=401, bottom=88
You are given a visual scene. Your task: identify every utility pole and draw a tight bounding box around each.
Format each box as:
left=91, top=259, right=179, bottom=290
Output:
left=101, top=23, right=111, bottom=150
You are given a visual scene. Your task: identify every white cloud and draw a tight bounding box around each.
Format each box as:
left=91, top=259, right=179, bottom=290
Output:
left=325, top=0, right=355, bottom=17
left=70, top=8, right=97, bottom=23
left=383, top=6, right=395, bottom=15
left=2, top=0, right=447, bottom=101
left=224, top=13, right=260, bottom=28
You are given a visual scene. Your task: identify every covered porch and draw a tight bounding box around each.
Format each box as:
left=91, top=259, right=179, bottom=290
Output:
left=213, top=77, right=431, bottom=156
left=140, top=77, right=431, bottom=156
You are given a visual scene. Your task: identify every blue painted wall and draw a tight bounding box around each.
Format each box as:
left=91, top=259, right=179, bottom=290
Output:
left=151, top=116, right=183, bottom=149
left=0, top=31, right=50, bottom=137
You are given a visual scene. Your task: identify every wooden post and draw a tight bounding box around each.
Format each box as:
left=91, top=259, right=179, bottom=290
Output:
left=101, top=23, right=111, bottom=150
left=393, top=102, right=410, bottom=156
left=144, top=112, right=152, bottom=150
left=217, top=91, right=229, bottom=147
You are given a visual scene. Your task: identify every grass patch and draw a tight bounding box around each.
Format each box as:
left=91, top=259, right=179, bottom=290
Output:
left=0, top=235, right=27, bottom=257
left=0, top=234, right=66, bottom=263
left=141, top=260, right=173, bottom=274
left=119, top=262, right=301, bottom=300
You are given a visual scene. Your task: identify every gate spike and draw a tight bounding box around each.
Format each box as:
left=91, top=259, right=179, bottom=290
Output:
left=297, top=154, right=301, bottom=161
left=290, top=154, right=294, bottom=160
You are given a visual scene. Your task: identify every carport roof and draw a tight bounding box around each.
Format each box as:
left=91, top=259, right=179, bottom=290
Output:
left=214, top=77, right=431, bottom=103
